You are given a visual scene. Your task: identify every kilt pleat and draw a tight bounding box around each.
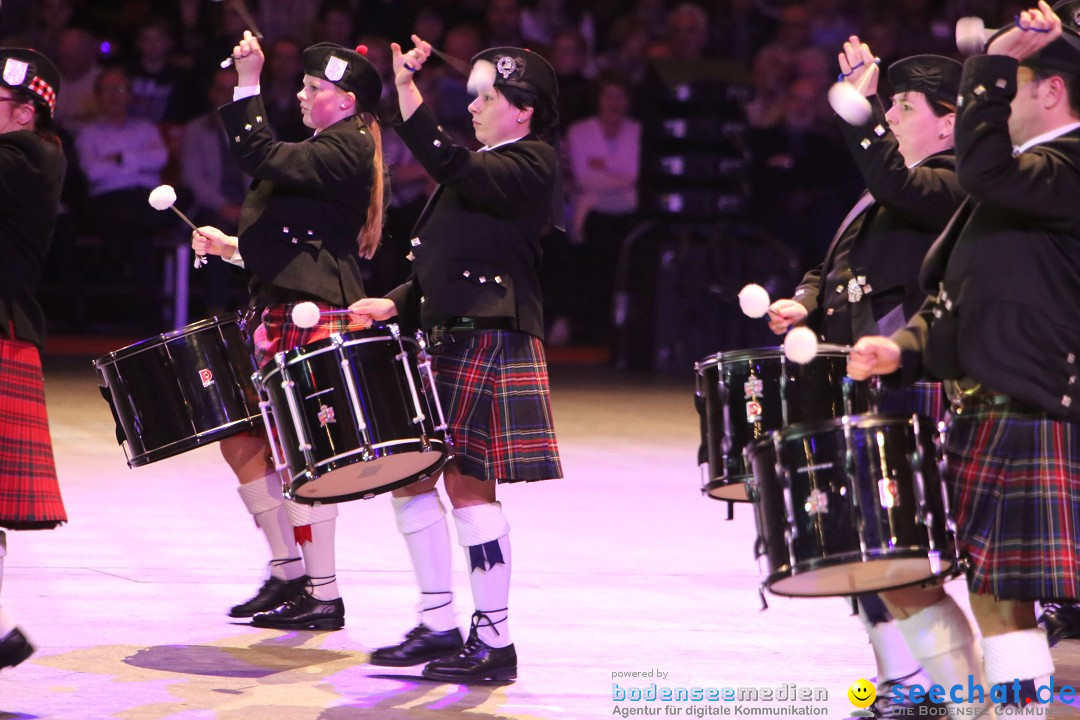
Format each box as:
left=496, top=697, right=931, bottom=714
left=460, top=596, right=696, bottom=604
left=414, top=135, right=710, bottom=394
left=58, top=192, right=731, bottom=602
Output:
left=946, top=408, right=1080, bottom=601
left=0, top=337, right=66, bottom=530
left=432, top=330, right=561, bottom=483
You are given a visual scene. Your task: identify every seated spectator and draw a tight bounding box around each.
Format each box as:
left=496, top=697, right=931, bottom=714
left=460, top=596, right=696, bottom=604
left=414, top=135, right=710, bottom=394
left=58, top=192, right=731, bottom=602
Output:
left=565, top=70, right=641, bottom=346
left=126, top=17, right=195, bottom=124
left=550, top=27, right=595, bottom=132
left=75, top=66, right=178, bottom=331
left=54, top=26, right=103, bottom=133
left=181, top=66, right=248, bottom=315
left=262, top=37, right=309, bottom=142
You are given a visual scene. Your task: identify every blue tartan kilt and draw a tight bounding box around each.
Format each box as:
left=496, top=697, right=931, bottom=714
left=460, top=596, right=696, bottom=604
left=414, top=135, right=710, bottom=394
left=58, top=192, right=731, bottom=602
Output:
left=945, top=406, right=1080, bottom=601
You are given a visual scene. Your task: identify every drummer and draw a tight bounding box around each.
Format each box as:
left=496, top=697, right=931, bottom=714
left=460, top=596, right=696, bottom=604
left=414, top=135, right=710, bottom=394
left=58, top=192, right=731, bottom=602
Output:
left=849, top=2, right=1080, bottom=712
left=192, top=33, right=387, bottom=630
left=350, top=38, right=564, bottom=682
left=766, top=42, right=970, bottom=715
left=0, top=48, right=68, bottom=670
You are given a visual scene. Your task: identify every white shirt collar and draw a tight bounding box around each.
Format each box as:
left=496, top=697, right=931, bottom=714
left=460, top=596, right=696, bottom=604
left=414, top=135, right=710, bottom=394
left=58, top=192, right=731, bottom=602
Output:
left=480, top=133, right=528, bottom=152
left=1016, top=121, right=1080, bottom=153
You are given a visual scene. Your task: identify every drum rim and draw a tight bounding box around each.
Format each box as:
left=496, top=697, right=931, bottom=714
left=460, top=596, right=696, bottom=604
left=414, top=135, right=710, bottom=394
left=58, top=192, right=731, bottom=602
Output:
left=259, top=327, right=419, bottom=378
left=747, top=412, right=926, bottom=449
left=126, top=416, right=260, bottom=466
left=765, top=549, right=958, bottom=597
left=94, top=311, right=246, bottom=366
left=289, top=450, right=448, bottom=504
left=697, top=344, right=852, bottom=367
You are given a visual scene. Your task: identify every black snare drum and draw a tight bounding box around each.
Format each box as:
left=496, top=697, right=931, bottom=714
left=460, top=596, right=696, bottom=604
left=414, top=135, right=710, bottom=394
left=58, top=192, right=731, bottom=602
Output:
left=694, top=346, right=876, bottom=502
left=746, top=413, right=958, bottom=597
left=257, top=325, right=448, bottom=504
left=94, top=313, right=261, bottom=467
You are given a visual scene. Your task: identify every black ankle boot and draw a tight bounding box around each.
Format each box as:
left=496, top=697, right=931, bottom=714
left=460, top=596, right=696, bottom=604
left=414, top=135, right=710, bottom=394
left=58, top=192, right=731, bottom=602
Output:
left=251, top=590, right=344, bottom=630
left=229, top=575, right=309, bottom=618
left=422, top=611, right=516, bottom=683
left=0, top=627, right=34, bottom=670
left=369, top=624, right=464, bottom=667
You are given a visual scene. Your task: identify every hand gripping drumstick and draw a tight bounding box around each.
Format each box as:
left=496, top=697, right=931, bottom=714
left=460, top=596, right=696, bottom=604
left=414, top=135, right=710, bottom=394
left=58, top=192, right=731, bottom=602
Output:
left=147, top=185, right=208, bottom=268
left=827, top=57, right=881, bottom=126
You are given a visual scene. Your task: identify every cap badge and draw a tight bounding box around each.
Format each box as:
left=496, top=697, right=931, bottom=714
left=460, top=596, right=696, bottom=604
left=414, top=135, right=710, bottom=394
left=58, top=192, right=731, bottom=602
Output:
left=3, top=58, right=28, bottom=86
left=325, top=55, right=347, bottom=82
left=496, top=55, right=517, bottom=79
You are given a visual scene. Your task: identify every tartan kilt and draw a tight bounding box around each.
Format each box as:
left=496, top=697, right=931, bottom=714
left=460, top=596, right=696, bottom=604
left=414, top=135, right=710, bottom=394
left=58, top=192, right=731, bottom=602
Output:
left=880, top=380, right=947, bottom=425
left=432, top=329, right=562, bottom=483
left=945, top=407, right=1080, bottom=601
left=0, top=336, right=66, bottom=530
left=251, top=302, right=367, bottom=370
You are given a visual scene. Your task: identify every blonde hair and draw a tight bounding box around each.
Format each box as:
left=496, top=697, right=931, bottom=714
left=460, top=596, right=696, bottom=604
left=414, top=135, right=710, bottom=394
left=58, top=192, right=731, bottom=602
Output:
left=355, top=111, right=386, bottom=260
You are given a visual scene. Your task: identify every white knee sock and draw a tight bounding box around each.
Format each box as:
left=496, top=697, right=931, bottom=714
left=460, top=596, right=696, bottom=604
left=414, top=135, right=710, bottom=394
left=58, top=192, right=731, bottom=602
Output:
left=237, top=475, right=303, bottom=581
left=453, top=502, right=511, bottom=648
left=856, top=596, right=923, bottom=683
left=392, top=491, right=456, bottom=632
left=0, top=533, right=14, bottom=637
left=284, top=500, right=339, bottom=601
left=982, top=628, right=1055, bottom=704
left=894, top=595, right=992, bottom=717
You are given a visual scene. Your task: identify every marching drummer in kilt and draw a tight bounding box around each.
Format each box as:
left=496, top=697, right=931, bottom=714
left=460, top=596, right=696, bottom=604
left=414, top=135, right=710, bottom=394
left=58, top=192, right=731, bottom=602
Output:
left=0, top=48, right=67, bottom=670
left=350, top=37, right=563, bottom=682
left=192, top=33, right=387, bottom=631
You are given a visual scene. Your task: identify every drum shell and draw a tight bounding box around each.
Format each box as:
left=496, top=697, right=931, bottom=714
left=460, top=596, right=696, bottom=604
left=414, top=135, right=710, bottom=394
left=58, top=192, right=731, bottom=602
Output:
left=260, top=328, right=446, bottom=503
left=747, top=413, right=956, bottom=597
left=94, top=313, right=260, bottom=467
left=696, top=346, right=876, bottom=502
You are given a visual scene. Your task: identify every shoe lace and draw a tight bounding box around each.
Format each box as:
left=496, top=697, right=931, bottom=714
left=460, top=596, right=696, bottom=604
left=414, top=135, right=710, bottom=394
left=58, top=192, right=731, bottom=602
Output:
left=465, top=609, right=507, bottom=649
left=870, top=668, right=928, bottom=718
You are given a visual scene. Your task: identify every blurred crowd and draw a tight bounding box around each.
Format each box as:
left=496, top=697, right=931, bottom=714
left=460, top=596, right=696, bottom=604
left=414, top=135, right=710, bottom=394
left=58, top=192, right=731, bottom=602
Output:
left=0, top=0, right=1035, bottom=342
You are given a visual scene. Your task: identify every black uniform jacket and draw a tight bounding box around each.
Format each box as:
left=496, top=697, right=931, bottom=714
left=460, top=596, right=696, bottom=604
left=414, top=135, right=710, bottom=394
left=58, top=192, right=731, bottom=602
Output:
left=220, top=95, right=375, bottom=307
left=794, top=98, right=964, bottom=345
left=0, top=130, right=65, bottom=350
left=893, top=55, right=1080, bottom=422
left=385, top=103, right=556, bottom=340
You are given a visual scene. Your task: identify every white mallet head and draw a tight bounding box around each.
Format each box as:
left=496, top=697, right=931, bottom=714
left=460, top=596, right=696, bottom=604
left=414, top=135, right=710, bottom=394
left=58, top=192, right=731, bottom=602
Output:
left=148, top=184, right=178, bottom=211
left=956, top=17, right=989, bottom=56
left=784, top=326, right=819, bottom=364
left=738, top=283, right=771, bottom=318
left=828, top=81, right=873, bottom=125
left=291, top=301, right=321, bottom=329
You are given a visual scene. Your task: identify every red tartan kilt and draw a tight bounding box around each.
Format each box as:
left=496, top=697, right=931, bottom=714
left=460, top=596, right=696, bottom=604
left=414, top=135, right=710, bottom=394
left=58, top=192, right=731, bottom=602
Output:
left=0, top=336, right=66, bottom=530
left=251, top=302, right=367, bottom=370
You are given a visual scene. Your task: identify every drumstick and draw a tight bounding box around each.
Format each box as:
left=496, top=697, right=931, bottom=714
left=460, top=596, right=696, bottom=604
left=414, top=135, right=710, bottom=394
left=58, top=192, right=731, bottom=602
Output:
left=827, top=57, right=881, bottom=126
left=291, top=301, right=358, bottom=329
left=148, top=185, right=208, bottom=268
left=428, top=46, right=472, bottom=76
left=218, top=0, right=265, bottom=69
left=738, top=283, right=771, bottom=318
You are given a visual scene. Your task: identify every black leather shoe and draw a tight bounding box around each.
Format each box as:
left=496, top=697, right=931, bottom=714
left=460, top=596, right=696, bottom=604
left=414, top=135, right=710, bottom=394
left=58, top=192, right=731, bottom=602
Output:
left=250, top=591, right=344, bottom=630
left=1040, top=603, right=1080, bottom=647
left=369, top=624, right=464, bottom=667
left=0, top=627, right=34, bottom=670
left=421, top=633, right=517, bottom=683
left=229, top=575, right=310, bottom=618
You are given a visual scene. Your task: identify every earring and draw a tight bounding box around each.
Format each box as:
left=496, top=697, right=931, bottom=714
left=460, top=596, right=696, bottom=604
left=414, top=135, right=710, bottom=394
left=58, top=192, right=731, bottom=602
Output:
left=516, top=118, right=524, bottom=124
left=341, top=103, right=348, bottom=109
left=937, top=132, right=946, bottom=139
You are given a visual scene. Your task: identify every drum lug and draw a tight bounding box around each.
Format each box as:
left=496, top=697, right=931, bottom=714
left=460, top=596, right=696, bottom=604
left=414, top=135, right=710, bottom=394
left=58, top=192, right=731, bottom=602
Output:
left=758, top=583, right=769, bottom=611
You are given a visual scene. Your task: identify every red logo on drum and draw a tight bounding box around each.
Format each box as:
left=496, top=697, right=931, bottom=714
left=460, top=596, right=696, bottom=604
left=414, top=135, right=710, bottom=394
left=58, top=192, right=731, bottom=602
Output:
left=318, top=404, right=336, bottom=427
left=743, top=377, right=763, bottom=399
left=198, top=368, right=214, bottom=387
left=746, top=400, right=763, bottom=423
left=805, top=488, right=829, bottom=515
left=878, top=479, right=900, bottom=509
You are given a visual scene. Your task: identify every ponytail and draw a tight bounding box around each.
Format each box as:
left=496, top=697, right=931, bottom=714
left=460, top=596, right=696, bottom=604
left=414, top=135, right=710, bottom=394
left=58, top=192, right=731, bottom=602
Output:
left=356, top=112, right=385, bottom=260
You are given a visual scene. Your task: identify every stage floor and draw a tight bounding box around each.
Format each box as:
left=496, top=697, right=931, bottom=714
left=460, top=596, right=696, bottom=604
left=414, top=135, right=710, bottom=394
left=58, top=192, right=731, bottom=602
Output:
left=2, top=357, right=1079, bottom=719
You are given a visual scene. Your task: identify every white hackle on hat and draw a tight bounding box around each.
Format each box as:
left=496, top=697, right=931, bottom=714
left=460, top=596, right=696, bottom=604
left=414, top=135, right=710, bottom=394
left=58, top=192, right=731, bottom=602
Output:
left=827, top=57, right=881, bottom=126
left=290, top=301, right=358, bottom=329
left=784, top=326, right=820, bottom=364
left=738, top=283, right=771, bottom=318
left=148, top=185, right=207, bottom=268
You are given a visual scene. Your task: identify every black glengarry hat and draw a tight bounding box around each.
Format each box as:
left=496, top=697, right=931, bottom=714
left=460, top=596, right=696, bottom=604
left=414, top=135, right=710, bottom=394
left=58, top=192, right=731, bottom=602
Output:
left=0, top=48, right=60, bottom=117
left=302, top=42, right=382, bottom=112
left=887, top=54, right=962, bottom=106
left=467, top=47, right=558, bottom=106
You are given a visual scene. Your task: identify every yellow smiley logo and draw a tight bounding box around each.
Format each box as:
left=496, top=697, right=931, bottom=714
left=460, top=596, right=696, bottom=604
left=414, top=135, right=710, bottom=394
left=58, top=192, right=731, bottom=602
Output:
left=848, top=678, right=877, bottom=708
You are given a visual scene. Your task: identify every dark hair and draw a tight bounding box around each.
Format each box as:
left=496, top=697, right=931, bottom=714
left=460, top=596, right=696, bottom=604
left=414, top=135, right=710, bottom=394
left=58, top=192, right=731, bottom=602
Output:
left=1032, top=67, right=1080, bottom=117
left=499, top=84, right=558, bottom=138
left=8, top=87, right=59, bottom=145
left=928, top=98, right=955, bottom=117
